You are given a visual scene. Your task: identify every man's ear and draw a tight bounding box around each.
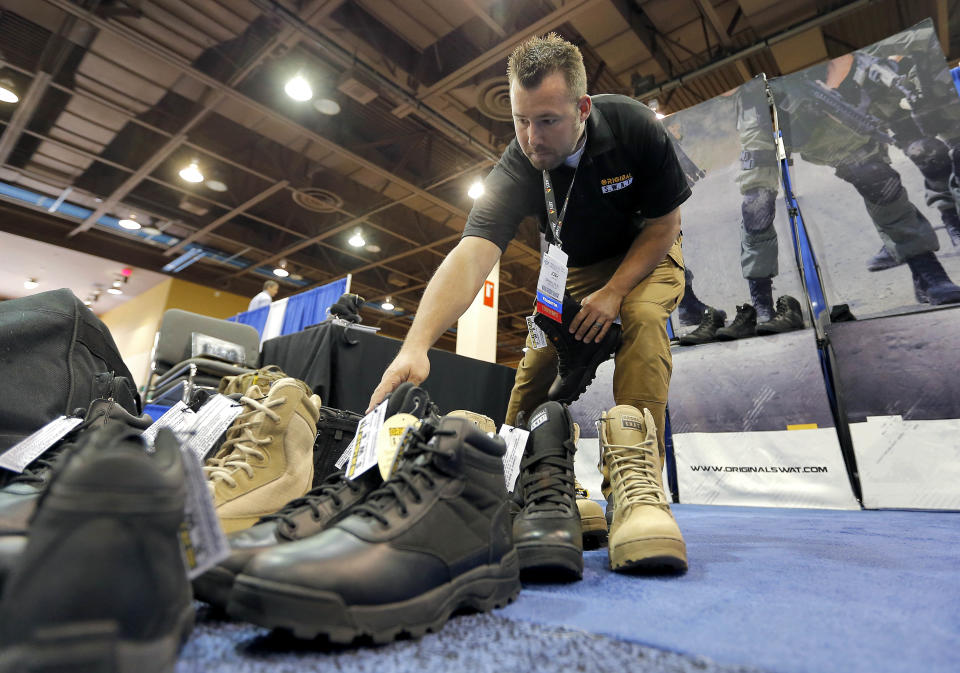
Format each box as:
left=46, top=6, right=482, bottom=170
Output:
left=577, top=95, right=592, bottom=122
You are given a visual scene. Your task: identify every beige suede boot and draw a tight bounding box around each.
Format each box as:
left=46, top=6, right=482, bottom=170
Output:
left=600, top=405, right=687, bottom=572
left=572, top=422, right=607, bottom=548
left=204, top=378, right=321, bottom=533
left=447, top=410, right=496, bottom=434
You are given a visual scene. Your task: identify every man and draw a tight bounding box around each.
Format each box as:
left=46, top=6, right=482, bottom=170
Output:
left=248, top=280, right=278, bottom=311
left=368, top=33, right=690, bottom=572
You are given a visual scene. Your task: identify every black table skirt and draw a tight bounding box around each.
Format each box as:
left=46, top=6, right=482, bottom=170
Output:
left=259, top=322, right=516, bottom=426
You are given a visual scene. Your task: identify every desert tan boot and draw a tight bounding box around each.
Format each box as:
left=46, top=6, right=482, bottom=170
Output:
left=447, top=410, right=496, bottom=434
left=600, top=405, right=687, bottom=572
left=571, top=422, right=608, bottom=548
left=204, top=378, right=322, bottom=533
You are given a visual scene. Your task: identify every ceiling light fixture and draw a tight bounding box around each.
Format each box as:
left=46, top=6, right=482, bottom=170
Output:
left=205, top=179, right=227, bottom=192
left=284, top=73, right=313, bottom=101
left=178, top=160, right=204, bottom=183
left=468, top=180, right=485, bottom=199
left=273, top=259, right=290, bottom=277
left=656, top=112, right=666, bottom=119
left=23, top=278, right=38, bottom=290
left=0, top=79, right=18, bottom=104
left=348, top=230, right=365, bottom=248
left=381, top=297, right=395, bottom=311
left=118, top=215, right=141, bottom=230
left=313, top=97, right=340, bottom=115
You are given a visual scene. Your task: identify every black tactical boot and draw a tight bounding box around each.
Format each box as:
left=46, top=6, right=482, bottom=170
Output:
left=227, top=416, right=519, bottom=643
left=757, top=295, right=804, bottom=334
left=513, top=401, right=582, bottom=580
left=678, top=306, right=726, bottom=345
left=329, top=293, right=364, bottom=323
left=715, top=303, right=757, bottom=341
left=193, top=468, right=382, bottom=610
left=677, top=267, right=707, bottom=325
left=0, top=425, right=192, bottom=672
left=534, top=293, right=621, bottom=404
left=867, top=245, right=901, bottom=271
left=748, top=277, right=775, bottom=323
left=942, top=209, right=960, bottom=247
left=908, top=252, right=960, bottom=305
left=0, top=399, right=152, bottom=536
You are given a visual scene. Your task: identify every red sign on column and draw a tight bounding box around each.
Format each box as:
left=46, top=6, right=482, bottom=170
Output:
left=483, top=280, right=495, bottom=307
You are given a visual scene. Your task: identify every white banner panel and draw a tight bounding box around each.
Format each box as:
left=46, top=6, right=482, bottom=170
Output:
left=850, top=416, right=960, bottom=510
left=674, top=428, right=859, bottom=509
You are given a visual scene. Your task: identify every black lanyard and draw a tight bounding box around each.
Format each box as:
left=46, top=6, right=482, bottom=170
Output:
left=541, top=163, right=579, bottom=249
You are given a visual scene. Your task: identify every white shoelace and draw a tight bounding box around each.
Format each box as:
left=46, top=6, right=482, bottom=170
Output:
left=203, top=394, right=285, bottom=489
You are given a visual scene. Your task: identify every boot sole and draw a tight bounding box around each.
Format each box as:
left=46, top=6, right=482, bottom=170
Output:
left=192, top=565, right=237, bottom=610
left=226, top=550, right=520, bottom=643
left=580, top=513, right=608, bottom=549
left=516, top=543, right=583, bottom=579
left=0, top=603, right=194, bottom=673
left=548, top=332, right=621, bottom=404
left=611, top=537, right=687, bottom=573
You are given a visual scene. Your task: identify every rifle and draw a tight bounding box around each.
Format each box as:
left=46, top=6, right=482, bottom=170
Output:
left=795, top=78, right=894, bottom=146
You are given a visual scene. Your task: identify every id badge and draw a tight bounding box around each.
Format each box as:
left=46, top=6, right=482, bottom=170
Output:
left=535, top=244, right=567, bottom=322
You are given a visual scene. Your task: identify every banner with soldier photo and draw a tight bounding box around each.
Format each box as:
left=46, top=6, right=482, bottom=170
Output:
left=768, top=19, right=960, bottom=319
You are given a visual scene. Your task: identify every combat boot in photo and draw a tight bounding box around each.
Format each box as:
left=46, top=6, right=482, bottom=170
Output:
left=205, top=378, right=322, bottom=533
left=757, top=295, right=804, bottom=334
left=678, top=306, right=726, bottom=345
left=513, top=401, right=582, bottom=579
left=748, top=277, right=775, bottom=323
left=715, top=303, right=757, bottom=341
left=600, top=405, right=687, bottom=573
left=534, top=293, right=621, bottom=404
left=908, top=251, right=960, bottom=305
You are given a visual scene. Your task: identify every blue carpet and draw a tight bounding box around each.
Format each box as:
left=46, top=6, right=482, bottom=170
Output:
left=177, top=505, right=959, bottom=672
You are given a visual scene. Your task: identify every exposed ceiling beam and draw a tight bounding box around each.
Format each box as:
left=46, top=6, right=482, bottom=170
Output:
left=693, top=0, right=751, bottom=81
left=0, top=73, right=53, bottom=166
left=936, top=0, right=949, bottom=57
left=460, top=0, right=507, bottom=38
left=609, top=0, right=675, bottom=80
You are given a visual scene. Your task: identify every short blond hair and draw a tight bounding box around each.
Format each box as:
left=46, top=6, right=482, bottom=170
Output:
left=507, top=33, right=587, bottom=100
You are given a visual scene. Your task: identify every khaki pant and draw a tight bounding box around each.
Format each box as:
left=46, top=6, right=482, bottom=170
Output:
left=505, top=237, right=686, bottom=457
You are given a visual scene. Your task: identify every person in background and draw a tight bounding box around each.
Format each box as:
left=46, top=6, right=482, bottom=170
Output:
left=248, top=279, right=278, bottom=311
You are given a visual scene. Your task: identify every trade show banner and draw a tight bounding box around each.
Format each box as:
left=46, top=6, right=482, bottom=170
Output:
left=826, top=310, right=960, bottom=510
left=769, top=19, right=960, bottom=320
left=666, top=75, right=810, bottom=337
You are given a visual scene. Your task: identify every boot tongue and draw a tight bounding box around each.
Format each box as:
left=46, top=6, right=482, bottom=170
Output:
left=605, top=406, right=650, bottom=448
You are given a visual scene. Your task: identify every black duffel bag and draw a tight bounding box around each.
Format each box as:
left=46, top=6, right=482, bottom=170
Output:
left=0, top=289, right=140, bottom=453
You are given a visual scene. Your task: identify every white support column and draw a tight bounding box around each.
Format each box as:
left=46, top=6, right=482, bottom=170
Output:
left=456, top=260, right=500, bottom=362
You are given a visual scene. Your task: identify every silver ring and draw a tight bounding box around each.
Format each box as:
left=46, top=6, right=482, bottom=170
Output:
left=593, top=321, right=603, bottom=328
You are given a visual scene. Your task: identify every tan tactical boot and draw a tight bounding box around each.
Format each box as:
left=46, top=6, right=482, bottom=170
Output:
left=572, top=422, right=608, bottom=548
left=447, top=410, right=496, bottom=434
left=204, top=378, right=321, bottom=533
left=600, top=405, right=687, bottom=572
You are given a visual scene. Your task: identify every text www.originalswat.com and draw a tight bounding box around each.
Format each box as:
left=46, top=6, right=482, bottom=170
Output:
left=689, top=465, right=829, bottom=473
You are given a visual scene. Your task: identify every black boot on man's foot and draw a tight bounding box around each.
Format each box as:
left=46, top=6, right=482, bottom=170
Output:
left=534, top=293, right=621, bottom=404
left=757, top=295, right=804, bottom=334
left=942, top=209, right=960, bottom=247
left=748, top=277, right=775, bottom=323
left=908, top=252, right=960, bottom=305
left=678, top=307, right=726, bottom=345
left=513, top=401, right=582, bottom=580
left=715, top=303, right=757, bottom=341
left=677, top=268, right=707, bottom=325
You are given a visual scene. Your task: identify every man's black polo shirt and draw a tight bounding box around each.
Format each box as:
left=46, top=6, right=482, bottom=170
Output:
left=463, top=94, right=691, bottom=268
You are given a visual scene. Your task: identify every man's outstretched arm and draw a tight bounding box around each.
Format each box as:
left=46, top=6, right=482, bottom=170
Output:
left=366, top=235, right=502, bottom=411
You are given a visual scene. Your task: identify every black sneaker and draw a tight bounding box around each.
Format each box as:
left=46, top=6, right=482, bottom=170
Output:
left=715, top=304, right=757, bottom=341
left=227, top=416, right=519, bottom=643
left=757, top=295, right=804, bottom=334
left=678, top=306, right=726, bottom=345
left=193, top=468, right=382, bottom=610
left=534, top=293, right=621, bottom=404
left=0, top=425, right=192, bottom=672
left=513, top=401, right=582, bottom=580
left=0, top=399, right=152, bottom=536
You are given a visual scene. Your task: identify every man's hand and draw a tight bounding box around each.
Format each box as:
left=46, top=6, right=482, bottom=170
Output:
left=366, top=350, right=430, bottom=412
left=569, top=286, right=623, bottom=343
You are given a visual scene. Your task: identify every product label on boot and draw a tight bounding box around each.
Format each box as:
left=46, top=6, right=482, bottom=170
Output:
left=339, top=399, right=388, bottom=479
left=498, top=424, right=530, bottom=492
left=177, top=446, right=229, bottom=579
left=141, top=401, right=192, bottom=444
left=376, top=413, right=419, bottom=480
left=525, top=315, right=548, bottom=350
left=0, top=416, right=83, bottom=473
left=181, top=394, right=244, bottom=460
left=535, top=245, right=567, bottom=322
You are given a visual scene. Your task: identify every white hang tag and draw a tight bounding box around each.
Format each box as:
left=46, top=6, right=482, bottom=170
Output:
left=182, top=394, right=244, bottom=461
left=535, top=244, right=568, bottom=322
left=141, top=401, right=192, bottom=445
left=176, top=444, right=229, bottom=580
left=340, top=399, right=389, bottom=479
left=376, top=413, right=419, bottom=480
left=525, top=315, right=548, bottom=350
left=498, top=424, right=530, bottom=492
left=0, top=416, right=84, bottom=473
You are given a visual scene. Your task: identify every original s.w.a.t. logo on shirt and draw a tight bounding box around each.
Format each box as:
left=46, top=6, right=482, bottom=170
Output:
left=601, top=173, right=633, bottom=194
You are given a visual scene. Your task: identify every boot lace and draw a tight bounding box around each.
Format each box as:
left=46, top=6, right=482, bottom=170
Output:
left=258, top=470, right=365, bottom=537
left=350, top=426, right=451, bottom=527
left=203, top=394, right=285, bottom=488
left=727, top=305, right=753, bottom=329
left=519, top=442, right=575, bottom=512
left=602, top=435, right=666, bottom=514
